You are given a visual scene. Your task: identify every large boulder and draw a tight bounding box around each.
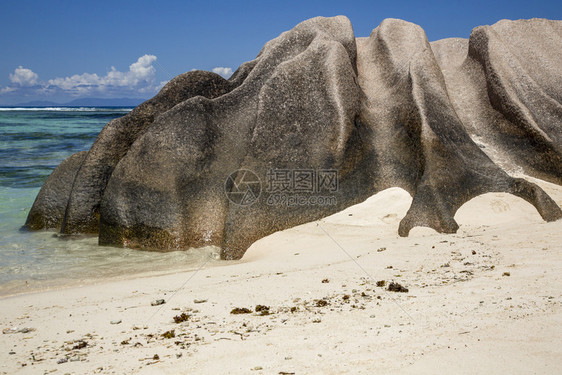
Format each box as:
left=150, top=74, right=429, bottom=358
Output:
left=60, top=71, right=234, bottom=235
left=25, top=16, right=562, bottom=259
left=99, top=16, right=364, bottom=259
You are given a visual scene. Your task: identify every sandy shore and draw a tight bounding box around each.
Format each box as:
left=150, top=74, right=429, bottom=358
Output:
left=1, top=178, right=561, bottom=374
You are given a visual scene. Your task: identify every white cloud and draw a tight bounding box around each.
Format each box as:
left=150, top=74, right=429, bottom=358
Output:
left=212, top=67, right=233, bottom=79
left=0, top=55, right=170, bottom=102
left=9, top=66, right=39, bottom=86
left=47, top=54, right=158, bottom=93
left=157, top=80, right=169, bottom=90
left=0, top=86, right=16, bottom=94
left=128, top=55, right=157, bottom=82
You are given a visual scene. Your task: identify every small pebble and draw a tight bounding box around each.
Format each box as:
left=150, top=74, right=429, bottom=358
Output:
left=194, top=299, right=208, bottom=304
left=110, top=319, right=122, bottom=325
left=2, top=327, right=36, bottom=334
left=151, top=299, right=166, bottom=306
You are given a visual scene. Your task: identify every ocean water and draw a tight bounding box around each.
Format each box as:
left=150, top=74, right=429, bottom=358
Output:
left=0, top=107, right=219, bottom=296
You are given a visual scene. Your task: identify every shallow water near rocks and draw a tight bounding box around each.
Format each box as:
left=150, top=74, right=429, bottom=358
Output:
left=0, top=108, right=221, bottom=296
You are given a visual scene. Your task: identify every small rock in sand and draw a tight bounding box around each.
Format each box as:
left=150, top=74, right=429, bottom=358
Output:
left=3, top=327, right=36, bottom=334
left=194, top=299, right=208, bottom=304
left=151, top=299, right=166, bottom=306
left=110, top=319, right=122, bottom=325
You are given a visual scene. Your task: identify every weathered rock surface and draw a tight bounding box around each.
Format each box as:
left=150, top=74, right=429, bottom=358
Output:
left=25, top=16, right=562, bottom=259
left=25, top=151, right=87, bottom=230
left=61, top=71, right=234, bottom=235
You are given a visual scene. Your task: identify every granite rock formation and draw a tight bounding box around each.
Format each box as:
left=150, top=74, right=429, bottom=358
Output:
left=25, top=16, right=562, bottom=259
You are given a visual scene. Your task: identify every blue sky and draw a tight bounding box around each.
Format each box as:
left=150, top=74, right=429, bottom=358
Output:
left=0, top=0, right=560, bottom=104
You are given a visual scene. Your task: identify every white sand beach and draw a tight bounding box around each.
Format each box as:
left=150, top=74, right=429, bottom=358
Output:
left=1, top=176, right=561, bottom=374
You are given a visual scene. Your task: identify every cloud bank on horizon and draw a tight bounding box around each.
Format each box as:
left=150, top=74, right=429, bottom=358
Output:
left=0, top=55, right=233, bottom=103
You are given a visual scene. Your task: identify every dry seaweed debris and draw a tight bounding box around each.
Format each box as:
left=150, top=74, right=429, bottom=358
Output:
left=162, top=330, right=175, bottom=339
left=173, top=313, right=190, bottom=323
left=231, top=307, right=252, bottom=315
left=255, top=305, right=271, bottom=315
left=388, top=282, right=408, bottom=293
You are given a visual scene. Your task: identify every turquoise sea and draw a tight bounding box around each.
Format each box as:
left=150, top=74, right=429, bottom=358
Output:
left=0, top=107, right=218, bottom=296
